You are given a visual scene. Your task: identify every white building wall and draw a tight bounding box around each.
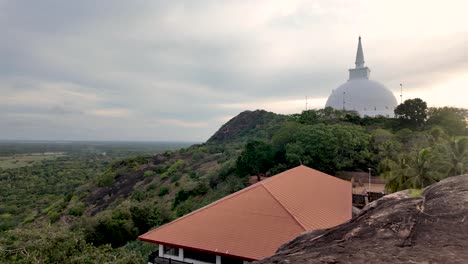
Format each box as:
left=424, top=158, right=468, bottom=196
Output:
left=183, top=256, right=218, bottom=264
left=160, top=245, right=184, bottom=261
left=159, top=245, right=251, bottom=264
left=158, top=244, right=163, bottom=257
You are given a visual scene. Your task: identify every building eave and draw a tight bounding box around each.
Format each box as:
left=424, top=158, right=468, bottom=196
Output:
left=138, top=237, right=258, bottom=261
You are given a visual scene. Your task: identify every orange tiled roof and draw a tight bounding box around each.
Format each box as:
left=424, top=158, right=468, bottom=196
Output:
left=138, top=165, right=352, bottom=260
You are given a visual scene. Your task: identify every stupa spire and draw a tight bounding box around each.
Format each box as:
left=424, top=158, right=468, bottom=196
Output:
left=355, top=36, right=365, bottom=68
left=348, top=36, right=370, bottom=80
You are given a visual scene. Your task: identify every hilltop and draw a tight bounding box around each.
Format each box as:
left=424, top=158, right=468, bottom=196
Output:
left=208, top=110, right=287, bottom=144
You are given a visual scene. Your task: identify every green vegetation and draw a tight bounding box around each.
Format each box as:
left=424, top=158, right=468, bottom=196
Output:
left=0, top=225, right=145, bottom=263
left=0, top=141, right=192, bottom=262
left=408, top=188, right=423, bottom=198
left=0, top=153, right=66, bottom=169
left=394, top=98, right=428, bottom=129
left=233, top=103, right=467, bottom=193
left=1, top=103, right=467, bottom=262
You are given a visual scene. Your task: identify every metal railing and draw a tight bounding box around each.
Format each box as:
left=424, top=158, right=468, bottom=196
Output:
left=148, top=251, right=193, bottom=264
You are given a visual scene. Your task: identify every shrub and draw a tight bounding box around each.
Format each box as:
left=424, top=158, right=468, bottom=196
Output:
left=22, top=215, right=35, bottom=224
left=68, top=202, right=85, bottom=216
left=158, top=187, right=169, bottom=196
left=192, top=151, right=204, bottom=161
left=131, top=191, right=146, bottom=202
left=175, top=198, right=194, bottom=217
left=147, top=182, right=158, bottom=191
left=409, top=189, right=423, bottom=198
left=96, top=171, right=116, bottom=187
left=153, top=165, right=166, bottom=174
left=48, top=210, right=60, bottom=223
left=189, top=171, right=198, bottom=179
left=170, top=173, right=182, bottom=183
left=173, top=190, right=190, bottom=208
left=84, top=210, right=138, bottom=248
left=161, top=160, right=185, bottom=180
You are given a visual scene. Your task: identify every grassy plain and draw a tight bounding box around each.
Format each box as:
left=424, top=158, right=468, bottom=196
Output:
left=0, top=153, right=66, bottom=169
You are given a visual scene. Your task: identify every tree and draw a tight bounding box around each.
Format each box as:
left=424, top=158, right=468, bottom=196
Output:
left=0, top=225, right=143, bottom=263
left=293, top=108, right=361, bottom=125
left=271, top=122, right=301, bottom=148
left=406, top=148, right=438, bottom=189
left=381, top=148, right=440, bottom=192
left=236, top=140, right=275, bottom=177
left=427, top=107, right=468, bottom=136
left=285, top=124, right=370, bottom=174
left=380, top=154, right=411, bottom=193
left=394, top=98, right=428, bottom=129
left=370, top=129, right=402, bottom=164
left=439, top=137, right=468, bottom=177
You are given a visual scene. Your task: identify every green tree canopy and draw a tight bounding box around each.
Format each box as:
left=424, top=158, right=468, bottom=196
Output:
left=0, top=225, right=143, bottom=263
left=235, top=140, right=275, bottom=176
left=438, top=137, right=468, bottom=177
left=380, top=148, right=439, bottom=192
left=395, top=98, right=428, bottom=129
left=427, top=107, right=468, bottom=136
left=285, top=124, right=370, bottom=174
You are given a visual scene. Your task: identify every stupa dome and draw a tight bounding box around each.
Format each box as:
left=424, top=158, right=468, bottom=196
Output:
left=325, top=37, right=398, bottom=117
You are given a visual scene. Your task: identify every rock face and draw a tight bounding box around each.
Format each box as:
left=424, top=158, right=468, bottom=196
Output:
left=257, top=175, right=468, bottom=264
left=207, top=110, right=285, bottom=144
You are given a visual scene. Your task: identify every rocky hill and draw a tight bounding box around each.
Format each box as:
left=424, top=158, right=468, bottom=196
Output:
left=207, top=110, right=287, bottom=144
left=257, top=175, right=468, bottom=264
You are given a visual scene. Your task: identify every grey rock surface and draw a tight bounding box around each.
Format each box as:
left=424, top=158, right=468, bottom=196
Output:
left=257, top=175, right=468, bottom=264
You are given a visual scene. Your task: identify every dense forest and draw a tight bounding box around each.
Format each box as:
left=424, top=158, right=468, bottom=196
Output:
left=0, top=99, right=467, bottom=263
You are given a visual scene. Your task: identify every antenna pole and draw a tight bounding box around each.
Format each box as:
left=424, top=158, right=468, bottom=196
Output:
left=368, top=168, right=372, bottom=192
left=400, top=83, right=403, bottom=104
left=342, top=91, right=346, bottom=110
left=305, top=96, right=308, bottom=111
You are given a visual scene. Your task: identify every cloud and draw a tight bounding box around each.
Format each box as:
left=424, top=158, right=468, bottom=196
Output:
left=217, top=97, right=328, bottom=114
left=1, top=0, right=467, bottom=141
left=88, top=108, right=131, bottom=118
left=159, top=119, right=209, bottom=129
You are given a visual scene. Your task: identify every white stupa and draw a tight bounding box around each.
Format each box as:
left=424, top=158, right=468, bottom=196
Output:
left=325, top=37, right=398, bottom=117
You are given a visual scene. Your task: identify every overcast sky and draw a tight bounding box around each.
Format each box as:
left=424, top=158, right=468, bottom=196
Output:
left=1, top=0, right=467, bottom=142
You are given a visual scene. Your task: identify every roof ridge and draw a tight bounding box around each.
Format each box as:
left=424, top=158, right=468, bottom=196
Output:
left=261, top=184, right=307, bottom=231
left=300, top=165, right=353, bottom=185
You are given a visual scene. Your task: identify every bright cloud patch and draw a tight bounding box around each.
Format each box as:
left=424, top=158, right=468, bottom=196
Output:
left=159, top=119, right=209, bottom=128
left=0, top=1, right=467, bottom=141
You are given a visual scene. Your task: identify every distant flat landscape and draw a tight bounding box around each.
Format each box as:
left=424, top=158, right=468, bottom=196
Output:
left=0, top=140, right=197, bottom=157
left=0, top=153, right=66, bottom=169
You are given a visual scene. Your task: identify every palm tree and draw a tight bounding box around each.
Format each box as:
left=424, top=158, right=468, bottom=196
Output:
left=380, top=155, right=411, bottom=193
left=441, top=137, right=468, bottom=177
left=406, top=148, right=438, bottom=189
left=381, top=148, right=440, bottom=192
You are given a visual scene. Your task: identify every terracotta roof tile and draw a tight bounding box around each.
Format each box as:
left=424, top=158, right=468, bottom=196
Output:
left=139, top=165, right=352, bottom=260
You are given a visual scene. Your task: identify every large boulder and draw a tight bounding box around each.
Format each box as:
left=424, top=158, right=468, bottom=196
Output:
left=257, top=175, right=468, bottom=264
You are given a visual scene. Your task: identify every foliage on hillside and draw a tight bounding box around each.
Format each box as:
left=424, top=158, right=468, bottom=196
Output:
left=0, top=141, right=248, bottom=262
left=0, top=225, right=146, bottom=263
left=234, top=102, right=467, bottom=192
left=0, top=155, right=110, bottom=232
left=1, top=100, right=467, bottom=262
left=207, top=110, right=288, bottom=144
